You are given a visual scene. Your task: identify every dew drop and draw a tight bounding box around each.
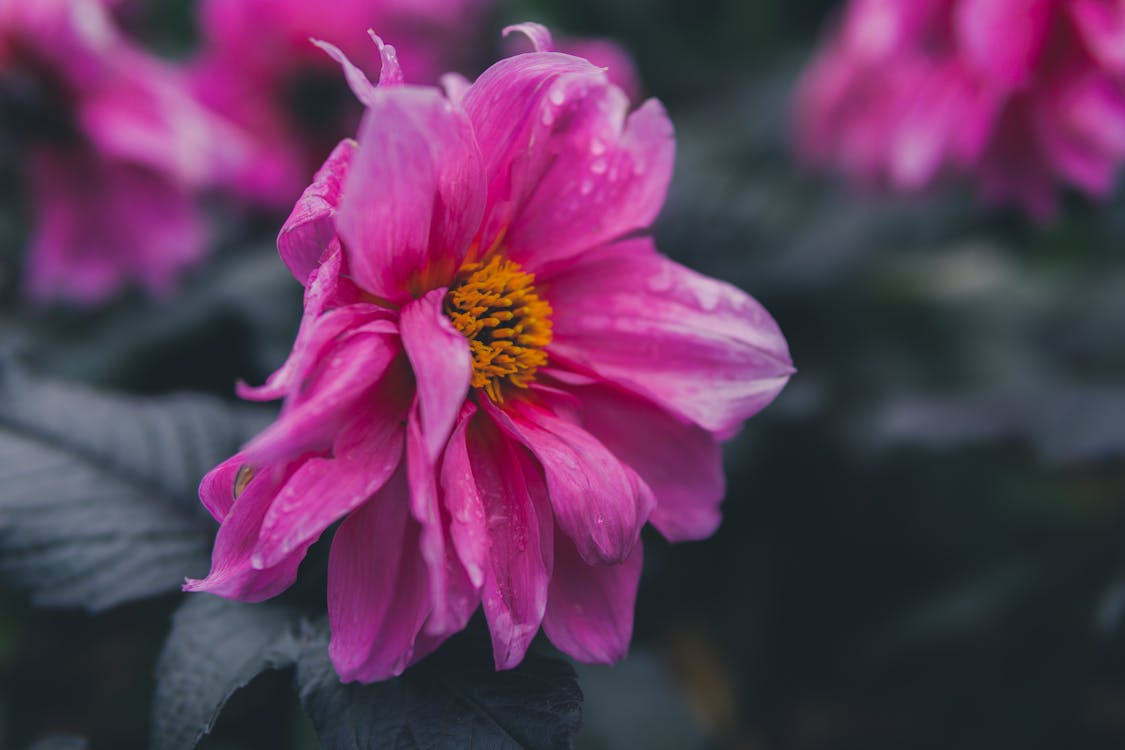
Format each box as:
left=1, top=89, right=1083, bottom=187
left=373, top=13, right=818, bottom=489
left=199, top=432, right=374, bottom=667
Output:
left=590, top=158, right=608, bottom=174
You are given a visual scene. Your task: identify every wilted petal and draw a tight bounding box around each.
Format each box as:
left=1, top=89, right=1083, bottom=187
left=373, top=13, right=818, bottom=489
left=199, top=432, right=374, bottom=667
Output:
left=546, top=237, right=793, bottom=435
left=336, top=86, right=485, bottom=302
left=543, top=529, right=642, bottom=664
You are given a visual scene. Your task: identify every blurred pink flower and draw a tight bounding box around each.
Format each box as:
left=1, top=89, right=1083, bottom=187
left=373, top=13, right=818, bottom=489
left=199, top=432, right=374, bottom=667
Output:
left=794, top=0, right=1125, bottom=219
left=0, top=0, right=243, bottom=303
left=187, top=25, right=793, bottom=682
left=190, top=0, right=490, bottom=209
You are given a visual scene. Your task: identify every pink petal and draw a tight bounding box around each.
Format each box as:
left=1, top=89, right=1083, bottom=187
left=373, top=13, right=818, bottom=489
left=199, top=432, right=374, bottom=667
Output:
left=311, top=39, right=380, bottom=107
left=954, top=0, right=1052, bottom=90
left=24, top=149, right=204, bottom=304
left=328, top=470, right=441, bottom=682
left=544, top=237, right=793, bottom=435
left=399, top=289, right=475, bottom=634
left=238, top=244, right=395, bottom=403
left=439, top=403, right=488, bottom=589
left=485, top=396, right=652, bottom=566
left=251, top=393, right=408, bottom=570
left=571, top=384, right=725, bottom=543
left=464, top=413, right=553, bottom=669
left=542, top=529, right=642, bottom=664
left=400, top=289, right=472, bottom=460
left=502, top=22, right=555, bottom=52
left=555, top=36, right=643, bottom=103
left=276, top=140, right=355, bottom=285
left=241, top=333, right=402, bottom=467
left=184, top=461, right=303, bottom=602
left=1069, top=0, right=1125, bottom=73
left=198, top=453, right=246, bottom=522
left=336, top=86, right=485, bottom=303
left=462, top=53, right=673, bottom=273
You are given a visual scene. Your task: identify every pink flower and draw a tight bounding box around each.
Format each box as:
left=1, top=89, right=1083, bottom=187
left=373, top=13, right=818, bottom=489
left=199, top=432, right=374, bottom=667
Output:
left=793, top=0, right=1125, bottom=219
left=187, top=25, right=793, bottom=682
left=0, top=0, right=243, bottom=303
left=190, top=0, right=490, bottom=209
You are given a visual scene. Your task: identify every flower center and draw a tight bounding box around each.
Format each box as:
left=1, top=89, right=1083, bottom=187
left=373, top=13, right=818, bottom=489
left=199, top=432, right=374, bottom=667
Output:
left=444, top=256, right=552, bottom=403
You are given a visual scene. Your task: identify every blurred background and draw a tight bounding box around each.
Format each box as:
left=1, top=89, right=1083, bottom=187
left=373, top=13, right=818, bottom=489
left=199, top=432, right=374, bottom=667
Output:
left=5, top=0, right=1125, bottom=748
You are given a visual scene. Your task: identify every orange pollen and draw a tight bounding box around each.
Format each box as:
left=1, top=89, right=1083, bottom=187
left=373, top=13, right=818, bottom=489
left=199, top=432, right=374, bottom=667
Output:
left=443, top=256, right=552, bottom=403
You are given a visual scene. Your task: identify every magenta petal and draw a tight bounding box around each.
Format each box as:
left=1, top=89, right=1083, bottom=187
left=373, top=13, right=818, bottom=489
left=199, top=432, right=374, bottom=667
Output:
left=463, top=53, right=674, bottom=272
left=184, top=462, right=303, bottom=602
left=400, top=289, right=472, bottom=460
left=573, top=384, right=726, bottom=543
left=277, top=140, right=355, bottom=285
left=440, top=403, right=488, bottom=589
left=238, top=245, right=395, bottom=403
left=405, top=411, right=478, bottom=637
left=24, top=150, right=204, bottom=304
left=542, top=529, right=642, bottom=664
left=241, top=332, right=401, bottom=467
left=1069, top=0, right=1125, bottom=73
left=198, top=453, right=246, bottom=522
left=252, top=399, right=407, bottom=570
left=466, top=414, right=553, bottom=669
left=311, top=39, right=380, bottom=107
left=486, top=397, right=652, bottom=567
left=502, top=22, right=555, bottom=52
left=954, top=0, right=1051, bottom=89
left=336, top=86, right=485, bottom=302
left=546, top=237, right=793, bottom=435
left=328, top=471, right=440, bottom=682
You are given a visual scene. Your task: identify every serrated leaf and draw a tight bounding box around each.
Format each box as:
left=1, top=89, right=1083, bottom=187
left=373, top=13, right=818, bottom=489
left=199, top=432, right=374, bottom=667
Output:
left=296, top=622, right=583, bottom=750
left=0, top=360, right=267, bottom=610
left=151, top=595, right=300, bottom=750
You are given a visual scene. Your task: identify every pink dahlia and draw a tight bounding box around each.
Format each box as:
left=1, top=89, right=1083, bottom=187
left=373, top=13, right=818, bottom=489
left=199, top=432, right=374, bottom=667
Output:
left=794, top=0, right=1125, bottom=218
left=190, top=0, right=490, bottom=209
left=0, top=0, right=243, bottom=303
left=188, top=25, right=793, bottom=682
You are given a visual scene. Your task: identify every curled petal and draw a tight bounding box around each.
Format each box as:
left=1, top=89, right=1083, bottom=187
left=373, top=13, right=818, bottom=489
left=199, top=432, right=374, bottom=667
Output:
left=276, top=141, right=355, bottom=285
left=502, top=22, right=554, bottom=52
left=546, top=237, right=793, bottom=435
left=543, top=529, right=642, bottom=664
left=337, top=86, right=486, bottom=302
left=311, top=39, right=380, bottom=107
left=184, top=461, right=303, bottom=602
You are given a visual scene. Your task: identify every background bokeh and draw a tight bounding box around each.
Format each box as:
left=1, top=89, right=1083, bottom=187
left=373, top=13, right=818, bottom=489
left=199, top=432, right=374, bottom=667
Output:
left=5, top=1, right=1125, bottom=748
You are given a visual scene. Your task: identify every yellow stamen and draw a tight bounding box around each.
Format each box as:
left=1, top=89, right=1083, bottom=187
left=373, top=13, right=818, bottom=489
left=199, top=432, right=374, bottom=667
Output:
left=444, top=256, right=552, bottom=403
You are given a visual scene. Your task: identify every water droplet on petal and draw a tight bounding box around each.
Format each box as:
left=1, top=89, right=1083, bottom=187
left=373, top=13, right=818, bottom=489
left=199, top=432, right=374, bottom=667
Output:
left=590, top=158, right=608, bottom=174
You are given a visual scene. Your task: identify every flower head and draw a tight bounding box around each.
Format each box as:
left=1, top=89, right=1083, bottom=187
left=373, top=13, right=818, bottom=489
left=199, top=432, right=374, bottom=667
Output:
left=0, top=0, right=243, bottom=303
left=190, top=0, right=490, bottom=209
left=188, top=24, right=793, bottom=681
left=794, top=0, right=1125, bottom=219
